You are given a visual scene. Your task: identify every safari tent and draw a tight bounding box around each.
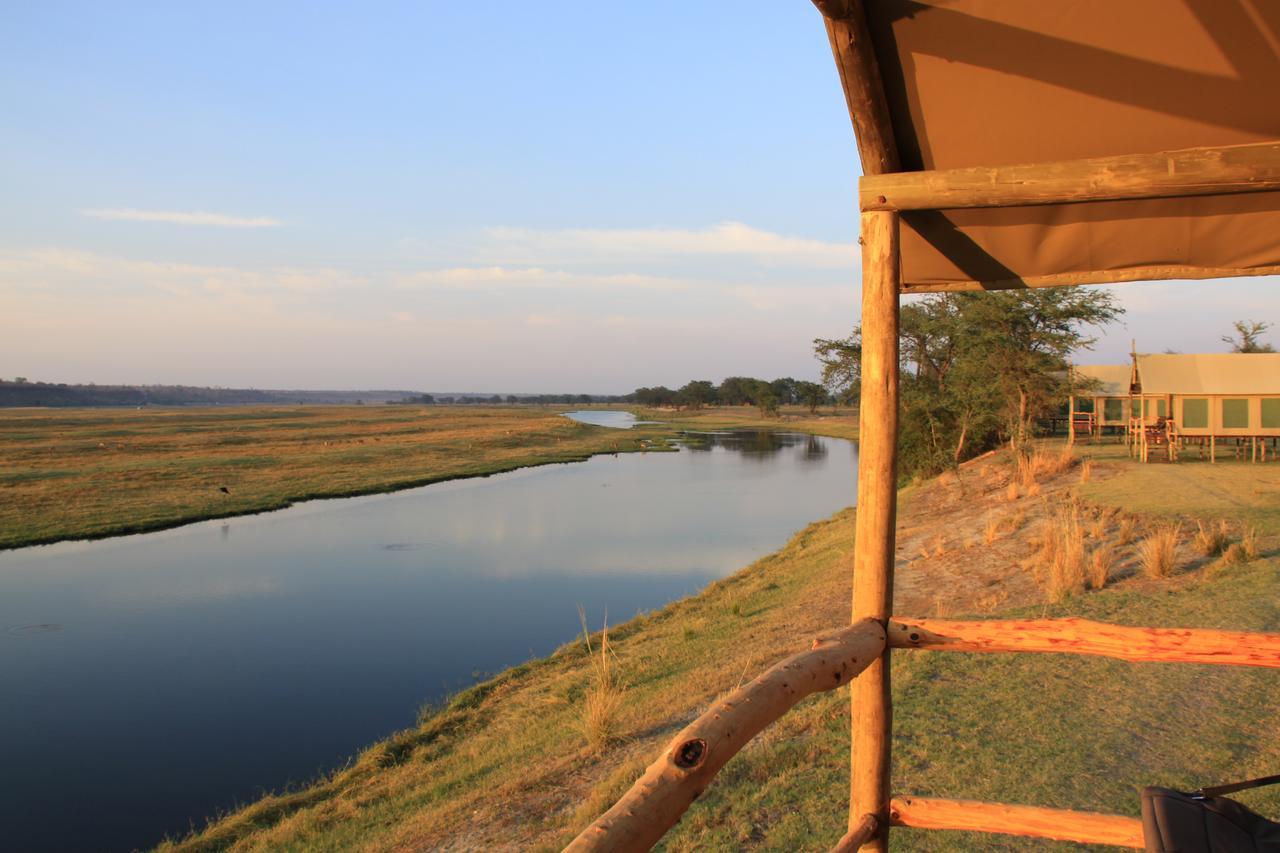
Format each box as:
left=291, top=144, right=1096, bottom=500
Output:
left=1069, top=363, right=1133, bottom=435
left=568, top=3, right=1280, bottom=851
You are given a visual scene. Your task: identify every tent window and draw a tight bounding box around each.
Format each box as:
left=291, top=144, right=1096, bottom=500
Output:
left=1223, top=399, right=1250, bottom=429
left=1104, top=399, right=1123, bottom=422
left=1264, top=399, right=1280, bottom=429
left=1182, top=399, right=1208, bottom=429
left=1076, top=398, right=1095, bottom=413
left=1157, top=399, right=1167, bottom=418
left=1131, top=399, right=1142, bottom=417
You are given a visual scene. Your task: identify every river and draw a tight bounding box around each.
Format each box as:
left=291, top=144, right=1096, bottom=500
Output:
left=0, top=425, right=855, bottom=851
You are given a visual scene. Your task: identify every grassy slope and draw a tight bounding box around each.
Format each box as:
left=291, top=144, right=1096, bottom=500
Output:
left=167, top=445, right=1280, bottom=852
left=0, top=405, right=674, bottom=549
left=637, top=404, right=860, bottom=441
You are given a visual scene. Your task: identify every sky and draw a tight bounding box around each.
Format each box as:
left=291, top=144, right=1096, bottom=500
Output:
left=3, top=2, right=1277, bottom=394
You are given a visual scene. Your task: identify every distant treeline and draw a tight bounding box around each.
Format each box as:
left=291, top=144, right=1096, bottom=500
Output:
left=0, top=380, right=635, bottom=409
left=395, top=393, right=629, bottom=406
left=0, top=380, right=423, bottom=408
left=629, top=377, right=832, bottom=414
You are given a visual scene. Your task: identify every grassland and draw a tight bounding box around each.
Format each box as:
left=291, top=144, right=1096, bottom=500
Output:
left=637, top=404, right=859, bottom=441
left=0, top=405, right=674, bottom=550
left=164, top=440, right=1280, bottom=851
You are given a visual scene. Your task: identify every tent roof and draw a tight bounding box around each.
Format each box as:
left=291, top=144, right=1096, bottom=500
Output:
left=1073, top=364, right=1132, bottom=397
left=817, top=1, right=1280, bottom=293
left=1135, top=353, right=1280, bottom=395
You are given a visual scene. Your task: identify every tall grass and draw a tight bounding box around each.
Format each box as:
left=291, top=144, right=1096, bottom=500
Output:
left=1193, top=520, right=1230, bottom=557
left=1087, top=543, right=1115, bottom=590
left=1139, top=526, right=1180, bottom=579
left=1118, top=516, right=1138, bottom=546
left=1242, top=526, right=1261, bottom=561
left=578, top=606, right=625, bottom=752
left=1038, top=501, right=1086, bottom=602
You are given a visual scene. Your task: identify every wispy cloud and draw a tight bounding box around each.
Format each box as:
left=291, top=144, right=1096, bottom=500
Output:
left=474, top=221, right=855, bottom=268
left=80, top=208, right=283, bottom=228
left=394, top=265, right=687, bottom=292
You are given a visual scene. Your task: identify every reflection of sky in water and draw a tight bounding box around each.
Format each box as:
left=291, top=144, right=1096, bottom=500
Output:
left=0, top=432, right=855, bottom=853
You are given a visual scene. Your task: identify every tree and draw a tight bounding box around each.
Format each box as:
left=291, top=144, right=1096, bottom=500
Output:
left=506, top=394, right=518, bottom=404
left=676, top=380, right=717, bottom=410
left=717, top=376, right=758, bottom=406
left=813, top=332, right=861, bottom=405
left=752, top=380, right=779, bottom=417
left=814, top=288, right=1122, bottom=476
left=1222, top=320, right=1275, bottom=353
left=795, top=380, right=828, bottom=413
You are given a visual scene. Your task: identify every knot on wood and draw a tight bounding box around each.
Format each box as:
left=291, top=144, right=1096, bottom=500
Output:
left=673, top=738, right=707, bottom=770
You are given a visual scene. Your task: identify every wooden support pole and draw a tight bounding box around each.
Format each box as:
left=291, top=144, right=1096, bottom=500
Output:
left=887, top=617, right=1280, bottom=668
left=889, top=796, right=1144, bottom=848
left=860, top=140, right=1280, bottom=212
left=565, top=619, right=885, bottom=853
left=1068, top=395, right=1075, bottom=446
left=849, top=209, right=900, bottom=851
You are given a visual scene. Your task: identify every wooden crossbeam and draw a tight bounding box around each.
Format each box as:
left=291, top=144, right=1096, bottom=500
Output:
left=860, top=140, right=1280, bottom=211
left=565, top=619, right=885, bottom=853
left=829, top=813, right=878, bottom=853
left=889, top=796, right=1144, bottom=848
left=888, top=617, right=1280, bottom=668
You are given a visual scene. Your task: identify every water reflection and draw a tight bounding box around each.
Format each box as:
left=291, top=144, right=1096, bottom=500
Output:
left=0, top=432, right=855, bottom=853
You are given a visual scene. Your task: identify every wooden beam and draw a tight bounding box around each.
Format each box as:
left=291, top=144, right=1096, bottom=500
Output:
left=861, top=140, right=1280, bottom=212
left=813, top=0, right=899, bottom=175
left=888, top=617, right=1280, bottom=668
left=899, top=262, right=1280, bottom=294
left=565, top=618, right=885, bottom=853
left=830, top=813, right=879, bottom=853
left=889, top=796, right=1144, bottom=848
left=848, top=209, right=901, bottom=852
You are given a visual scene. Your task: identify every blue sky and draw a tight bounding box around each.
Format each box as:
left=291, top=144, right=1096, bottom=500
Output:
left=3, top=2, right=1276, bottom=392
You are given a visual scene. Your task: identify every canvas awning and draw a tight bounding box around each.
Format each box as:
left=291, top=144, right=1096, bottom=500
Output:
left=817, top=1, right=1280, bottom=293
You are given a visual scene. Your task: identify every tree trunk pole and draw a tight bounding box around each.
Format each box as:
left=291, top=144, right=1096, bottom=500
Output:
left=850, top=209, right=900, bottom=850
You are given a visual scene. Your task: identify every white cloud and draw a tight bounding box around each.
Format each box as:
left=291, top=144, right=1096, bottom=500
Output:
left=80, top=208, right=283, bottom=228
left=476, top=221, right=855, bottom=268
left=394, top=265, right=687, bottom=292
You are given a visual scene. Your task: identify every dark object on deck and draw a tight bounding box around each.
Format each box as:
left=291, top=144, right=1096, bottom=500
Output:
left=219, top=486, right=231, bottom=495
left=1141, top=785, right=1280, bottom=852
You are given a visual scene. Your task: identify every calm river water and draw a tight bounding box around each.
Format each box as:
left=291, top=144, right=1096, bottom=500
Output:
left=0, top=427, right=855, bottom=851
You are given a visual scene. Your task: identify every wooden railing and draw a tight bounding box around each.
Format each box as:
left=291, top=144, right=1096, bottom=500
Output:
left=565, top=617, right=1280, bottom=851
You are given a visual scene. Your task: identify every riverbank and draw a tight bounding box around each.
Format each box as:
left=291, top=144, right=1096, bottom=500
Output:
left=0, top=406, right=675, bottom=550
left=165, top=440, right=1280, bottom=850
left=636, top=403, right=859, bottom=441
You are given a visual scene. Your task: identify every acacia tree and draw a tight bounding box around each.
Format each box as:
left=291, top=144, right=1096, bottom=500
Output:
left=814, top=288, right=1121, bottom=476
left=1222, top=320, right=1276, bottom=353
left=795, top=380, right=828, bottom=413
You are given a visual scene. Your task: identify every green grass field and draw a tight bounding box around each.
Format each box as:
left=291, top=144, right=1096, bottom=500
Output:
left=161, top=442, right=1280, bottom=851
left=0, top=405, right=675, bottom=550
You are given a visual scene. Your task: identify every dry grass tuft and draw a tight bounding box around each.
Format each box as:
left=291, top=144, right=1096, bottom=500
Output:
left=1139, top=526, right=1180, bottom=579
left=1242, top=526, right=1261, bottom=561
left=1193, top=520, right=1230, bottom=557
left=1087, top=543, right=1115, bottom=590
left=1037, top=501, right=1086, bottom=602
left=1005, top=481, right=1020, bottom=502
left=1087, top=516, right=1107, bottom=540
left=578, top=606, right=625, bottom=752
left=1118, top=516, right=1138, bottom=546
left=983, top=515, right=1000, bottom=545
left=1018, top=445, right=1077, bottom=488
left=1079, top=458, right=1093, bottom=484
